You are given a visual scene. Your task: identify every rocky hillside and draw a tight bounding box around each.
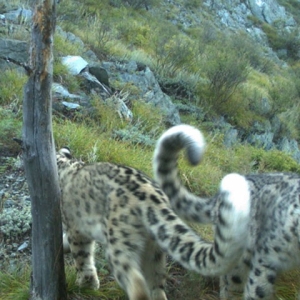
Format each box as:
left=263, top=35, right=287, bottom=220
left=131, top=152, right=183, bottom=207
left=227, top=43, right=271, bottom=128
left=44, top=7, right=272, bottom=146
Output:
left=1, top=0, right=300, bottom=241
left=1, top=2, right=300, bottom=299
left=1, top=0, right=300, bottom=161
left=156, top=0, right=297, bottom=46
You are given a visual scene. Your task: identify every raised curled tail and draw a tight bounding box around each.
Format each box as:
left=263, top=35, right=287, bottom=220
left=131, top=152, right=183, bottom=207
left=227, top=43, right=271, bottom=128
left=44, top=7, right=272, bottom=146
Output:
left=153, top=125, right=212, bottom=223
left=144, top=173, right=250, bottom=276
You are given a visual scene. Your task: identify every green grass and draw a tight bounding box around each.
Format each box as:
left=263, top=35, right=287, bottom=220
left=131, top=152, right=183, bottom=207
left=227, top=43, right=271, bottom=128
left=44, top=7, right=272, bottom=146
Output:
left=3, top=0, right=300, bottom=137
left=276, top=270, right=300, bottom=300
left=0, top=108, right=22, bottom=155
left=3, top=109, right=300, bottom=299
left=53, top=118, right=155, bottom=175
left=0, top=70, right=27, bottom=108
left=3, top=107, right=300, bottom=299
left=1, top=251, right=299, bottom=300
left=2, top=0, right=300, bottom=298
left=0, top=264, right=126, bottom=300
left=53, top=114, right=300, bottom=195
left=54, top=0, right=300, bottom=137
left=0, top=266, right=30, bottom=300
left=65, top=264, right=126, bottom=300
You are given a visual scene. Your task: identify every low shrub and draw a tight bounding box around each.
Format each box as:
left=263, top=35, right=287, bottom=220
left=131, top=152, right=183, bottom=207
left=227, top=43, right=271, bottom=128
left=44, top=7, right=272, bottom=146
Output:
left=53, top=59, right=81, bottom=93
left=152, top=31, right=197, bottom=77
left=250, top=147, right=300, bottom=173
left=131, top=100, right=165, bottom=133
left=117, top=19, right=152, bottom=48
left=0, top=70, right=27, bottom=108
left=53, top=34, right=83, bottom=57
left=203, top=48, right=249, bottom=106
left=0, top=109, right=22, bottom=155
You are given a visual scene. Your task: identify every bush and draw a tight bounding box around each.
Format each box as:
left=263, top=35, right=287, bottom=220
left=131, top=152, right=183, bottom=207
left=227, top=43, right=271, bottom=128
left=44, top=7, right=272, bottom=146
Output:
left=131, top=100, right=164, bottom=133
left=110, top=0, right=156, bottom=9
left=285, top=29, right=300, bottom=60
left=113, top=100, right=164, bottom=146
left=152, top=30, right=197, bottom=77
left=230, top=32, right=274, bottom=73
left=117, top=20, right=152, bottom=48
left=183, top=0, right=203, bottom=9
left=261, top=23, right=286, bottom=50
left=0, top=109, right=22, bottom=155
left=113, top=126, right=155, bottom=146
left=291, top=62, right=300, bottom=97
left=53, top=34, right=83, bottom=57
left=200, top=46, right=249, bottom=111
left=268, top=74, right=298, bottom=115
left=84, top=18, right=113, bottom=57
left=87, top=96, right=128, bottom=132
left=250, top=147, right=300, bottom=172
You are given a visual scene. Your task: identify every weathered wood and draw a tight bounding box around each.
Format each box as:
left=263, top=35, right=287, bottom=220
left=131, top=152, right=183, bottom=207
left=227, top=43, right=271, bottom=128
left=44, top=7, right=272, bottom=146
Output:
left=22, top=1, right=67, bottom=299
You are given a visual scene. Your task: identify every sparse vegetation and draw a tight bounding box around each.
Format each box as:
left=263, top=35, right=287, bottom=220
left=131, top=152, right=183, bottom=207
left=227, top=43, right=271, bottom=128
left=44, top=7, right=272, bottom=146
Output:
left=2, top=0, right=300, bottom=298
left=0, top=264, right=126, bottom=300
left=0, top=70, right=27, bottom=108
left=0, top=109, right=22, bottom=155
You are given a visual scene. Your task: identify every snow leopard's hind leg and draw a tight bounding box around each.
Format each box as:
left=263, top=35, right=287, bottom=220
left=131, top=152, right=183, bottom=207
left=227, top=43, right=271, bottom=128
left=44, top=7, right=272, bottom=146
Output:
left=243, top=252, right=277, bottom=300
left=220, top=266, right=248, bottom=299
left=67, top=234, right=99, bottom=289
left=141, top=238, right=167, bottom=300
left=105, top=192, right=167, bottom=300
left=220, top=248, right=252, bottom=299
left=106, top=234, right=152, bottom=300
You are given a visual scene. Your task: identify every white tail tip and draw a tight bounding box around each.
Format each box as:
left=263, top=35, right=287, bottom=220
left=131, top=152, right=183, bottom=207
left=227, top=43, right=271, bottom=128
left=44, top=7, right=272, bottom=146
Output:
left=220, top=173, right=250, bottom=214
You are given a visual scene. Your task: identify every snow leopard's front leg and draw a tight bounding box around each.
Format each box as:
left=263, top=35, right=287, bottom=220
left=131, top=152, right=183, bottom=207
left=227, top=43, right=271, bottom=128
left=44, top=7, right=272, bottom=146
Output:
left=67, top=233, right=99, bottom=290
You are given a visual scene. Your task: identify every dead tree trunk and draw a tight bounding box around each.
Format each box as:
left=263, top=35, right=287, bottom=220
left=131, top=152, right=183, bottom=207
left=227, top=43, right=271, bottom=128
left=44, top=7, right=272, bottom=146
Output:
left=22, top=1, right=67, bottom=299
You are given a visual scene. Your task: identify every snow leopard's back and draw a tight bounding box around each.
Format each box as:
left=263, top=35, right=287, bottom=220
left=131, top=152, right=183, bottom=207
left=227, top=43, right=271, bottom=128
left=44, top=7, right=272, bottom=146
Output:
left=245, top=173, right=300, bottom=268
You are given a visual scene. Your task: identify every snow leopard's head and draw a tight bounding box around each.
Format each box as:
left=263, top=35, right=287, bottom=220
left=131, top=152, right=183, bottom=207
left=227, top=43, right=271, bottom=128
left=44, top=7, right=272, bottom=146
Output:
left=56, top=147, right=84, bottom=174
left=58, top=147, right=72, bottom=159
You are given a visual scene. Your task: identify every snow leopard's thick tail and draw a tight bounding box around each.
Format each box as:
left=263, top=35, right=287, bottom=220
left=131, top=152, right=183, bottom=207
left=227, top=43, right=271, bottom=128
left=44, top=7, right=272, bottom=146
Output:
left=144, top=172, right=250, bottom=276
left=153, top=124, right=216, bottom=223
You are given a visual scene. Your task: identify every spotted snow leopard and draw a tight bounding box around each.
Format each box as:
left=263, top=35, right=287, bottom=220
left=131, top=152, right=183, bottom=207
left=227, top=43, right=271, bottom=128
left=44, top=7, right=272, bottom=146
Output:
left=57, top=141, right=250, bottom=300
left=153, top=124, right=300, bottom=300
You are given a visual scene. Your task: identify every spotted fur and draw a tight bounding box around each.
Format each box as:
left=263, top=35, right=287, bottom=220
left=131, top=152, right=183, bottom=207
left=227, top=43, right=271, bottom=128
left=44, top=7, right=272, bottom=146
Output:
left=153, top=124, right=300, bottom=300
left=57, top=143, right=250, bottom=300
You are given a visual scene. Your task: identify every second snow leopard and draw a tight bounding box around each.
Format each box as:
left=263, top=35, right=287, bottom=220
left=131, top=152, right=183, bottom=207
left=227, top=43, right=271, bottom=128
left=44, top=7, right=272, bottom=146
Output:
left=57, top=137, right=250, bottom=300
left=154, top=124, right=300, bottom=300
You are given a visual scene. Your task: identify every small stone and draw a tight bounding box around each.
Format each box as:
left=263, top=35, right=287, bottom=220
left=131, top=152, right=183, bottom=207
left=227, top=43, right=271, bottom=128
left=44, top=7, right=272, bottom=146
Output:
left=17, top=241, right=28, bottom=251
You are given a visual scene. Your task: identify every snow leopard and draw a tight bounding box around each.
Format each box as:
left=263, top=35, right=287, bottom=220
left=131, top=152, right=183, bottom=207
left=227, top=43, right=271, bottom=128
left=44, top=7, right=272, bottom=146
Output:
left=57, top=143, right=250, bottom=300
left=153, top=124, right=300, bottom=300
